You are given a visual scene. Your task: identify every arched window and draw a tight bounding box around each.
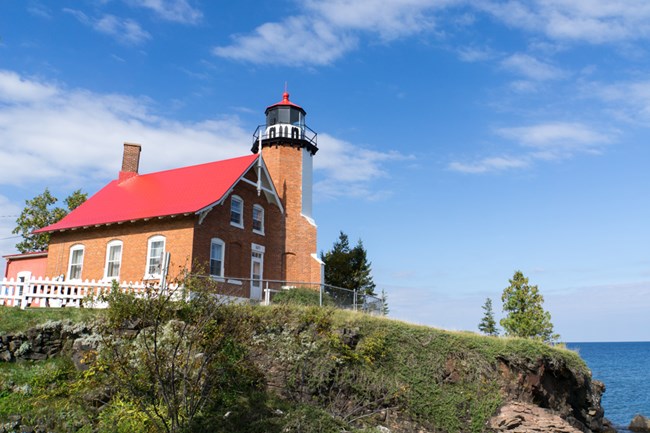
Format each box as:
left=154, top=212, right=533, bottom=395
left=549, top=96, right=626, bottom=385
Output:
left=253, top=204, right=264, bottom=235
left=230, top=195, right=243, bottom=228
left=104, top=240, right=123, bottom=280
left=210, top=238, right=225, bottom=278
left=145, top=235, right=166, bottom=279
left=67, top=244, right=85, bottom=281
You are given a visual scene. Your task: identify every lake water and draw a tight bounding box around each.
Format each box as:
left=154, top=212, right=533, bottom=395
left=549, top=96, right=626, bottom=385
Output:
left=567, top=342, right=650, bottom=430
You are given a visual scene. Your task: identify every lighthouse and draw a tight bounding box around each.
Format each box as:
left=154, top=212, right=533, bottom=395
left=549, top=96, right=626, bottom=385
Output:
left=252, top=91, right=323, bottom=285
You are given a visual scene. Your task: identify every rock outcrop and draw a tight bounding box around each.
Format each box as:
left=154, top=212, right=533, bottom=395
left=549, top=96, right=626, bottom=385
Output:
left=630, top=414, right=650, bottom=432
left=496, top=355, right=607, bottom=432
left=489, top=401, right=585, bottom=433
left=0, top=320, right=95, bottom=366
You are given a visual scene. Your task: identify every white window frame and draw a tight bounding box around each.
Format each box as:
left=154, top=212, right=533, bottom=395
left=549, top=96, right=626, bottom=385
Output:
left=210, top=238, right=225, bottom=278
left=67, top=244, right=85, bottom=281
left=145, top=235, right=166, bottom=279
left=104, top=240, right=123, bottom=281
left=252, top=204, right=265, bottom=235
left=230, top=195, right=244, bottom=228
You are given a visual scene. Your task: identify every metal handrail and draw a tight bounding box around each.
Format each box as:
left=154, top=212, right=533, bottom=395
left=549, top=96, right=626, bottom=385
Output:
left=252, top=124, right=318, bottom=148
left=186, top=274, right=383, bottom=314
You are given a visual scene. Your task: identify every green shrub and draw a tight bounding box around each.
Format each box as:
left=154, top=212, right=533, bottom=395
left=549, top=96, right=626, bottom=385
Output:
left=272, top=287, right=333, bottom=306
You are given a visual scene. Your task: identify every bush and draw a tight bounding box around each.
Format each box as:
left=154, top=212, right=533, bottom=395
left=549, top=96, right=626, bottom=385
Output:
left=272, top=287, right=333, bottom=306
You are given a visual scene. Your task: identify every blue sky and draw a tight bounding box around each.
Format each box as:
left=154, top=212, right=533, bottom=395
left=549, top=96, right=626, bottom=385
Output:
left=1, top=0, right=649, bottom=341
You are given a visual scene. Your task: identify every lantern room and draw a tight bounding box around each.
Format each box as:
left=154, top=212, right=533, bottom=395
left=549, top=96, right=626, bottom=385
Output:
left=252, top=91, right=318, bottom=155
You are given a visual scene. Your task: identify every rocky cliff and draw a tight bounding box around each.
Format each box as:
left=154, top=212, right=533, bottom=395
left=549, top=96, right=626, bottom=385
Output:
left=0, top=306, right=613, bottom=433
left=491, top=356, right=612, bottom=433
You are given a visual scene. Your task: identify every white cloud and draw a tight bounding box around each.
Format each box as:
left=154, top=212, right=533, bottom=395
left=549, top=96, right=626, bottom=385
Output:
left=448, top=122, right=611, bottom=173
left=457, top=46, right=496, bottom=62
left=500, top=53, right=564, bottom=81
left=587, top=79, right=650, bottom=124
left=213, top=0, right=458, bottom=66
left=303, top=0, right=445, bottom=40
left=127, top=0, right=203, bottom=24
left=448, top=156, right=530, bottom=174
left=27, top=3, right=52, bottom=19
left=0, top=69, right=403, bottom=197
left=213, top=0, right=650, bottom=67
left=314, top=134, right=412, bottom=200
left=0, top=70, right=59, bottom=102
left=496, top=122, right=610, bottom=155
left=64, top=9, right=151, bottom=45
left=0, top=70, right=250, bottom=187
left=213, top=17, right=358, bottom=66
left=479, top=0, right=650, bottom=44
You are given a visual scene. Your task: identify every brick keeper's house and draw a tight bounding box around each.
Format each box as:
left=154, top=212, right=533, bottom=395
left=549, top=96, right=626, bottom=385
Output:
left=3, top=92, right=323, bottom=302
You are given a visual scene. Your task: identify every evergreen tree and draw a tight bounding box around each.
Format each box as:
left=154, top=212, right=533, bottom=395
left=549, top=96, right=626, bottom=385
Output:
left=12, top=188, right=87, bottom=253
left=321, top=231, right=376, bottom=295
left=380, top=288, right=389, bottom=316
left=478, top=297, right=499, bottom=336
left=500, top=270, right=559, bottom=343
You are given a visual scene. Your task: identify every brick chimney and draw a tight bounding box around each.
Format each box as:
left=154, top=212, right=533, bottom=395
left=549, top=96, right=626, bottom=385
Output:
left=119, top=143, right=141, bottom=182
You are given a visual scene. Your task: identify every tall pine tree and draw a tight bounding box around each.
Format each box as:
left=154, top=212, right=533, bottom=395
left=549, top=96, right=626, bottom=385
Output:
left=500, top=271, right=559, bottom=343
left=321, top=231, right=376, bottom=295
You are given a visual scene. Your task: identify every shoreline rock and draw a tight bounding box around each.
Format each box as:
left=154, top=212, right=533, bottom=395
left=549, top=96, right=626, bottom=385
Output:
left=489, top=401, right=586, bottom=433
left=629, top=414, right=650, bottom=432
left=496, top=356, right=607, bottom=432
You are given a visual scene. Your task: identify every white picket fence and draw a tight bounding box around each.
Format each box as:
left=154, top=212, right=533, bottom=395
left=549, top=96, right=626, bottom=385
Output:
left=0, top=276, right=177, bottom=309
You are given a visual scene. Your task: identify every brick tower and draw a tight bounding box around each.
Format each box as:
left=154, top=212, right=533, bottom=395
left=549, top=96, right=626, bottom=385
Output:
left=252, top=92, right=323, bottom=285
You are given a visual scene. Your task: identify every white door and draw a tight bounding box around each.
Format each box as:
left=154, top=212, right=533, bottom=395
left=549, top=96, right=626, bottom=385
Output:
left=250, top=251, right=264, bottom=300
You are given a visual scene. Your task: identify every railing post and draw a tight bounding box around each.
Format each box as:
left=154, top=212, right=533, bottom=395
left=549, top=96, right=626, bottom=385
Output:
left=353, top=289, right=357, bottom=312
left=320, top=284, right=323, bottom=307
left=264, top=281, right=270, bottom=306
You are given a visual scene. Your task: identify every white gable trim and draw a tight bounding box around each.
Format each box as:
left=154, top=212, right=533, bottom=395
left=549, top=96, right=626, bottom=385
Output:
left=195, top=155, right=284, bottom=222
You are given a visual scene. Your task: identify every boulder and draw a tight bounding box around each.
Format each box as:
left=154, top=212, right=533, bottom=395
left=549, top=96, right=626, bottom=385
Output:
left=488, top=401, right=585, bottom=433
left=630, top=414, right=650, bottom=432
left=0, top=351, right=11, bottom=362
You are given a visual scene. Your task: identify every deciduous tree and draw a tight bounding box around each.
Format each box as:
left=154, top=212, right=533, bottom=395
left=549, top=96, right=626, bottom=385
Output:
left=12, top=188, right=87, bottom=252
left=500, top=271, right=559, bottom=343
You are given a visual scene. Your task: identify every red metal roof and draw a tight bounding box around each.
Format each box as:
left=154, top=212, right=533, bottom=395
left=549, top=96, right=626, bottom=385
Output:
left=36, top=154, right=259, bottom=233
left=266, top=91, right=305, bottom=113
left=3, top=251, right=48, bottom=259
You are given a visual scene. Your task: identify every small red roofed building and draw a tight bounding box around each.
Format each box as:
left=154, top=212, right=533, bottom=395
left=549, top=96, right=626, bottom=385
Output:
left=21, top=93, right=323, bottom=300
left=3, top=252, right=48, bottom=280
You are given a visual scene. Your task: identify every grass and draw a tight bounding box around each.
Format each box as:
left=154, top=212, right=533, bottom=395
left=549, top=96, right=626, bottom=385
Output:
left=0, top=306, right=102, bottom=334
left=0, top=356, right=90, bottom=428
